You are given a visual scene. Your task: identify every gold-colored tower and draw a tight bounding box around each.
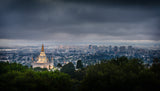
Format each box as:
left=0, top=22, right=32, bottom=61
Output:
left=37, top=44, right=47, bottom=63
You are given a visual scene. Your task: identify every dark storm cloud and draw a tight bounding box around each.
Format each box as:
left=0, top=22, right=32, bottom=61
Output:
left=0, top=0, right=160, bottom=40
left=57, top=0, right=160, bottom=5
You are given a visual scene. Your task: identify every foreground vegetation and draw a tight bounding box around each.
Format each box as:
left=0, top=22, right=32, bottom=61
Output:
left=0, top=57, right=160, bottom=91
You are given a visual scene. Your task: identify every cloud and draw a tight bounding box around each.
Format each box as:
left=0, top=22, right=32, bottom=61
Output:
left=0, top=0, right=160, bottom=41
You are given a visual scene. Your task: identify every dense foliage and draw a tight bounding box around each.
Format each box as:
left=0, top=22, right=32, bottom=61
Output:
left=57, top=63, right=62, bottom=68
left=33, top=67, right=48, bottom=71
left=0, top=56, right=160, bottom=91
left=0, top=62, right=72, bottom=91
left=76, top=60, right=83, bottom=69
left=81, top=57, right=160, bottom=91
left=61, top=62, right=75, bottom=77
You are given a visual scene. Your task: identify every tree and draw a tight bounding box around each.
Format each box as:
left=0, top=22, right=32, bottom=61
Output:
left=76, top=60, right=83, bottom=69
left=151, top=58, right=160, bottom=73
left=153, top=58, right=160, bottom=64
left=57, top=63, right=62, bottom=68
left=80, top=57, right=159, bottom=91
left=61, top=62, right=75, bottom=77
left=34, top=67, right=47, bottom=71
left=0, top=62, right=72, bottom=91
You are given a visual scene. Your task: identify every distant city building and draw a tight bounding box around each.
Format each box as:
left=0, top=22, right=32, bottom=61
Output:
left=92, top=45, right=98, bottom=50
left=109, top=45, right=112, bottom=52
left=114, top=46, right=118, bottom=52
left=119, top=46, right=126, bottom=53
left=128, top=46, right=133, bottom=53
left=32, top=44, right=54, bottom=69
left=128, top=46, right=132, bottom=51
left=89, top=45, right=92, bottom=49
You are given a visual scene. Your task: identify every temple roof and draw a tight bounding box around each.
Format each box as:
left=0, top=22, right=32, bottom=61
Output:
left=41, top=44, right=44, bottom=52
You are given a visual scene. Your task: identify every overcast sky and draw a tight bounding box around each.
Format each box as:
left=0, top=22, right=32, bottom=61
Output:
left=0, top=0, right=160, bottom=42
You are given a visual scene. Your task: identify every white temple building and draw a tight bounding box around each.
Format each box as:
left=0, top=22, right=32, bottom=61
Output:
left=32, top=44, right=54, bottom=69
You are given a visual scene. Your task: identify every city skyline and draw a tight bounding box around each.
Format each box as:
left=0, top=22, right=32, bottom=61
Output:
left=0, top=43, right=159, bottom=67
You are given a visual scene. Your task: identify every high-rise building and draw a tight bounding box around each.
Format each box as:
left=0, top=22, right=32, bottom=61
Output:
left=119, top=46, right=126, bottom=53
left=128, top=46, right=132, bottom=50
left=109, top=45, right=112, bottom=52
left=32, top=44, right=54, bottom=69
left=128, top=46, right=133, bottom=53
left=89, top=45, right=92, bottom=49
left=114, top=46, right=118, bottom=52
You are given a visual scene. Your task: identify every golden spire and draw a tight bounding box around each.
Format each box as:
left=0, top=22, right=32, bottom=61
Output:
left=41, top=44, right=44, bottom=52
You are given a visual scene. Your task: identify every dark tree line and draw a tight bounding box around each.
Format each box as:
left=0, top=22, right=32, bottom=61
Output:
left=0, top=57, right=160, bottom=91
left=80, top=57, right=160, bottom=91
left=0, top=62, right=72, bottom=91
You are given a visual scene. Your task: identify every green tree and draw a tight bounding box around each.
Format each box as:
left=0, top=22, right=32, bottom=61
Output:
left=151, top=58, right=160, bottom=74
left=80, top=57, right=160, bottom=91
left=76, top=60, right=83, bottom=69
left=33, top=67, right=48, bottom=71
left=61, top=62, right=75, bottom=77
left=57, top=63, right=62, bottom=68
left=0, top=62, right=72, bottom=91
left=153, top=58, right=160, bottom=64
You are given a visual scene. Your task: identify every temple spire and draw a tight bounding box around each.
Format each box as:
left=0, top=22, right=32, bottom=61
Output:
left=41, top=44, right=44, bottom=52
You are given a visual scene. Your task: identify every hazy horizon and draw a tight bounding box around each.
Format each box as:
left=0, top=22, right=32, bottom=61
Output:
left=0, top=39, right=159, bottom=49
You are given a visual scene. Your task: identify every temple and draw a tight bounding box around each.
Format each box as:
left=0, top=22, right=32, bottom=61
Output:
left=32, top=44, right=54, bottom=70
